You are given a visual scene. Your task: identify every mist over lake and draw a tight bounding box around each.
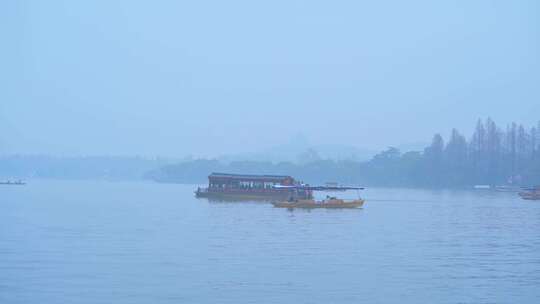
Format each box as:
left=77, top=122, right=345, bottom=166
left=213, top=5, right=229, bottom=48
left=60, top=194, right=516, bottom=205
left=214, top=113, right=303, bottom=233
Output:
left=2, top=0, right=540, bottom=303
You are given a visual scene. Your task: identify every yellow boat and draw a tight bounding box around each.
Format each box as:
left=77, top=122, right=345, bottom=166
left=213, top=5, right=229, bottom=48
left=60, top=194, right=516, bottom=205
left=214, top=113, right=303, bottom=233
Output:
left=272, top=198, right=365, bottom=209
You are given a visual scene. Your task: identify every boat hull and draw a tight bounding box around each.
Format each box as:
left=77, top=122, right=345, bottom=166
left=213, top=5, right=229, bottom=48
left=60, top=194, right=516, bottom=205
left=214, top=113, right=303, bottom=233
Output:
left=195, top=189, right=312, bottom=201
left=272, top=199, right=365, bottom=209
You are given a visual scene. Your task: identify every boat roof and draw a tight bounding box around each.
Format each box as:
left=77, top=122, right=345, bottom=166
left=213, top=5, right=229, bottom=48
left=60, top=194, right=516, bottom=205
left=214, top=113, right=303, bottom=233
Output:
left=209, top=172, right=293, bottom=182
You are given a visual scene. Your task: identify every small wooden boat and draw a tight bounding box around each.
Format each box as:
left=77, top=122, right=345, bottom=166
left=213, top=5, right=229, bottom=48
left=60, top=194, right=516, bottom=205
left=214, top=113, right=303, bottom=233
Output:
left=519, top=193, right=540, bottom=200
left=272, top=198, right=365, bottom=209
left=519, top=190, right=540, bottom=200
left=518, top=186, right=540, bottom=200
left=271, top=185, right=365, bottom=209
left=0, top=180, right=26, bottom=185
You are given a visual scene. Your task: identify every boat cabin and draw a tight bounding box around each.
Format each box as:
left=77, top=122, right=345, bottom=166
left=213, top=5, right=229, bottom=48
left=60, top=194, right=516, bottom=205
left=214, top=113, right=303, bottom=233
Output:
left=208, top=172, right=294, bottom=190
left=196, top=172, right=312, bottom=200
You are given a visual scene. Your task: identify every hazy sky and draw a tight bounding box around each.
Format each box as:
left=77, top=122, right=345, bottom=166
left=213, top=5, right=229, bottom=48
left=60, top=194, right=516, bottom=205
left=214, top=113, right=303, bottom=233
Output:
left=2, top=0, right=539, bottom=157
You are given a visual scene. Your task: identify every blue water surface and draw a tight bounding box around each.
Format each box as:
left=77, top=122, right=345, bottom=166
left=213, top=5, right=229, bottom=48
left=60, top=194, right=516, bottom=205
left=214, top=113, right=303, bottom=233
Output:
left=1, top=180, right=539, bottom=303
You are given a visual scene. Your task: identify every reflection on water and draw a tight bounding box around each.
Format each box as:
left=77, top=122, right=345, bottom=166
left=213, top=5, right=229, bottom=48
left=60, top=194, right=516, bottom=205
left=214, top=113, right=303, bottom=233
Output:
left=1, top=180, right=539, bottom=304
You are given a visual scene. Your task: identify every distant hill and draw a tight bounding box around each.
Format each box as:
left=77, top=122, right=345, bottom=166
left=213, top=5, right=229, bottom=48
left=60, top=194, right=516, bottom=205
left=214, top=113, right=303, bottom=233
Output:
left=217, top=135, right=378, bottom=163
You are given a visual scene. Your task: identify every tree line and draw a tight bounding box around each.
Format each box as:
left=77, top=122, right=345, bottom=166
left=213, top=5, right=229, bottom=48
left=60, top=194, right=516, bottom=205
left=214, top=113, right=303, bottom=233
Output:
left=414, top=118, right=540, bottom=187
left=148, top=118, right=540, bottom=188
left=3, top=118, right=537, bottom=187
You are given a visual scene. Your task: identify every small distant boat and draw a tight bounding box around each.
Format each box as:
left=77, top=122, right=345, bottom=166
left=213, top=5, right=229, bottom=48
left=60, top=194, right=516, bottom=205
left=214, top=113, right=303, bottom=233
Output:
left=0, top=180, right=26, bottom=185
left=273, top=198, right=365, bottom=209
left=518, top=186, right=540, bottom=200
left=323, top=182, right=346, bottom=191
left=473, top=185, right=491, bottom=189
left=494, top=185, right=521, bottom=192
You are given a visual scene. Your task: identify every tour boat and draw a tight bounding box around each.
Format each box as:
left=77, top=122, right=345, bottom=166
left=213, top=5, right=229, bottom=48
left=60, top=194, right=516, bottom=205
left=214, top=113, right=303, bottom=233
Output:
left=195, top=173, right=312, bottom=200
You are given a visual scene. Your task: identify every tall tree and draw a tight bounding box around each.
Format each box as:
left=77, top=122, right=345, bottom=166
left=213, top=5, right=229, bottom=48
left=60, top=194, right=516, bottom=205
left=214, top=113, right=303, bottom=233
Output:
left=509, top=122, right=517, bottom=180
left=424, top=134, right=445, bottom=186
left=444, top=129, right=468, bottom=185
left=485, top=118, right=501, bottom=184
left=530, top=127, right=537, bottom=161
left=470, top=119, right=487, bottom=184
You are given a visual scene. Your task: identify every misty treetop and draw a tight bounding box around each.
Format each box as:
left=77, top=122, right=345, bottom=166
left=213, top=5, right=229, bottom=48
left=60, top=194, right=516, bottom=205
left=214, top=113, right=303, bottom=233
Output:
left=147, top=119, right=540, bottom=187
left=356, top=118, right=540, bottom=187
left=393, top=119, right=540, bottom=187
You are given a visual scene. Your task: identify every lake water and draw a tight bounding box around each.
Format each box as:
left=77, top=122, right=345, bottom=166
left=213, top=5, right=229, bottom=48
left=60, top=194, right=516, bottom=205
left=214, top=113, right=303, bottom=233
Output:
left=1, top=180, right=539, bottom=304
